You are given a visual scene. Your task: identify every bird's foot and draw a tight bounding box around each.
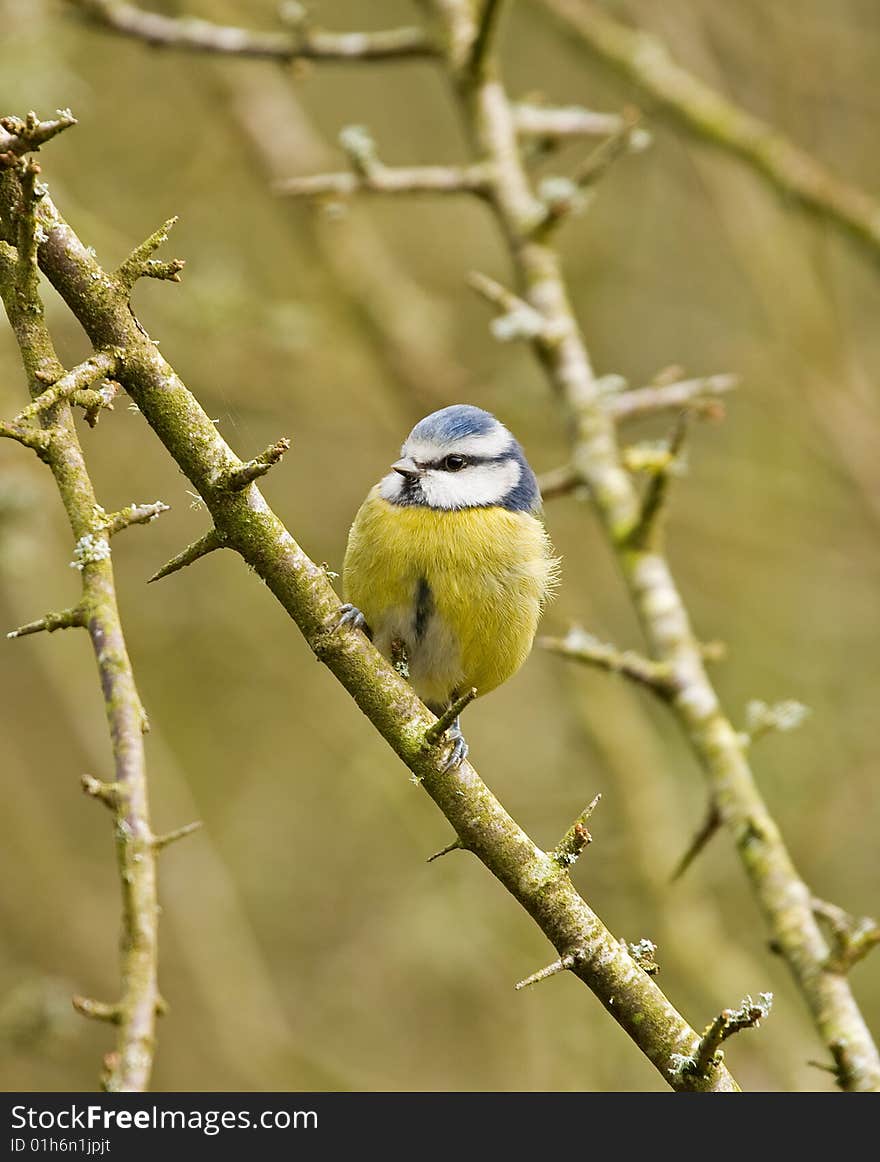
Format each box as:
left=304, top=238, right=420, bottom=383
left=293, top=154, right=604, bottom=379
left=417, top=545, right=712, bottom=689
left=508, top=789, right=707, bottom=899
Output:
left=441, top=717, right=469, bottom=772
left=338, top=603, right=371, bottom=637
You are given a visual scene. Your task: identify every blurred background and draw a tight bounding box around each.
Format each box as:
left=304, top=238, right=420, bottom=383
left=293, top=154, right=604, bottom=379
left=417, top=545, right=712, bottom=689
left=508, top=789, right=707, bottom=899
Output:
left=1, top=0, right=878, bottom=1092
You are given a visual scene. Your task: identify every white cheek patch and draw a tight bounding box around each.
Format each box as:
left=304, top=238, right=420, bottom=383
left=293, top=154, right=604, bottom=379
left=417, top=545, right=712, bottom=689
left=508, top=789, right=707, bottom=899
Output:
left=379, top=471, right=406, bottom=503
left=404, top=424, right=514, bottom=464
left=421, top=458, right=521, bottom=509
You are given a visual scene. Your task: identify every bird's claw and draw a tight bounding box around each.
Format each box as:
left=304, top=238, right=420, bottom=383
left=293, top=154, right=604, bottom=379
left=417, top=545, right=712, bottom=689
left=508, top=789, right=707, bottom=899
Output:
left=441, top=720, right=469, bottom=772
left=338, top=602, right=369, bottom=634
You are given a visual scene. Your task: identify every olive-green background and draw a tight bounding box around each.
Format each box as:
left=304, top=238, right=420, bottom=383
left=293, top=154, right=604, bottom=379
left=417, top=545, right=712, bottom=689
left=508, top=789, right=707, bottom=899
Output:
left=1, top=0, right=878, bottom=1092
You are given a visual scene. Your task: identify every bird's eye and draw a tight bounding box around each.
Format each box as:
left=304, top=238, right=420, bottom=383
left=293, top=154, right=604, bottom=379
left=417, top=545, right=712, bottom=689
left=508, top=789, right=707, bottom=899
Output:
left=443, top=454, right=468, bottom=472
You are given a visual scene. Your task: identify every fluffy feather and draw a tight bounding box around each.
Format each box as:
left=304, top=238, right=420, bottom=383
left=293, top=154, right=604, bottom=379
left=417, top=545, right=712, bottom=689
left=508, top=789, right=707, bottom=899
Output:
left=343, top=489, right=560, bottom=707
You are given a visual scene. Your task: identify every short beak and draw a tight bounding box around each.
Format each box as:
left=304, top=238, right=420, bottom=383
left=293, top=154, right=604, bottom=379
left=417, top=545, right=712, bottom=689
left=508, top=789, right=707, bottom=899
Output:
left=392, top=456, right=422, bottom=479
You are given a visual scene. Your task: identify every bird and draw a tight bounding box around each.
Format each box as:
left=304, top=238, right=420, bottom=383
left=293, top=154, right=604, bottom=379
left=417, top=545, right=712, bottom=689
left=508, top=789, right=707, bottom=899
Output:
left=340, top=404, right=559, bottom=769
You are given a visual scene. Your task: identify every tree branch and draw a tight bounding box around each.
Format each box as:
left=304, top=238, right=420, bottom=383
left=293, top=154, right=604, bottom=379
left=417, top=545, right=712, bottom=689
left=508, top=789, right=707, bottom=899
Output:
left=7, top=605, right=86, bottom=639
left=513, top=103, right=625, bottom=140
left=66, top=0, right=436, bottom=62
left=13, top=350, right=119, bottom=422
left=0, top=151, right=160, bottom=1091
left=223, top=439, right=290, bottom=492
left=148, top=527, right=225, bottom=583
left=62, top=0, right=880, bottom=1091
left=421, top=0, right=879, bottom=1091
left=6, top=118, right=746, bottom=1095
left=552, top=793, right=601, bottom=870
left=277, top=159, right=490, bottom=199
left=541, top=628, right=675, bottom=698
left=467, top=0, right=506, bottom=80
left=670, top=994, right=773, bottom=1081
left=607, top=373, right=738, bottom=421
left=536, top=0, right=880, bottom=261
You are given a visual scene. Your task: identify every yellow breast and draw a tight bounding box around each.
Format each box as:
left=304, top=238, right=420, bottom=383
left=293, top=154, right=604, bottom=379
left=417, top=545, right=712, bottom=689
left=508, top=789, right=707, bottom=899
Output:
left=343, top=488, right=559, bottom=707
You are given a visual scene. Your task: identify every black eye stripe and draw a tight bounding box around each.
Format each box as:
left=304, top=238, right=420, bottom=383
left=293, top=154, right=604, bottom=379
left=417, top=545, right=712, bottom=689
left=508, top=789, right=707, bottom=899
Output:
left=423, top=453, right=507, bottom=470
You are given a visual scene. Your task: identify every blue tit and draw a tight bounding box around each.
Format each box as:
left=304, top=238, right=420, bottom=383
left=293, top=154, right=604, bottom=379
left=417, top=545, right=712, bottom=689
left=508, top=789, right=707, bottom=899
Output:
left=341, top=404, right=559, bottom=769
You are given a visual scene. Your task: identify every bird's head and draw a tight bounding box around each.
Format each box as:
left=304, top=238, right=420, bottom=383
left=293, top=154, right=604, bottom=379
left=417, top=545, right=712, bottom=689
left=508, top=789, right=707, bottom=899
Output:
left=379, top=404, right=540, bottom=513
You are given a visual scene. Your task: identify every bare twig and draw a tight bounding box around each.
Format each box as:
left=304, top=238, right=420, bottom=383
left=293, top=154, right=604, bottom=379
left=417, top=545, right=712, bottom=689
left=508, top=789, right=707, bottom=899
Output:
left=468, top=0, right=506, bottom=79
left=426, top=838, right=464, bottom=863
left=670, top=802, right=722, bottom=883
left=223, top=439, right=290, bottom=492
left=537, top=463, right=583, bottom=501
left=513, top=103, right=625, bottom=140
left=13, top=350, right=119, bottom=422
left=66, top=0, right=436, bottom=62
left=7, top=605, right=86, bottom=639
left=607, top=374, right=737, bottom=421
left=277, top=160, right=490, bottom=199
left=104, top=501, right=169, bottom=536
left=81, top=773, right=120, bottom=810
left=536, top=0, right=880, bottom=261
left=148, top=528, right=224, bottom=583
left=153, top=820, right=203, bottom=851
left=671, top=994, right=773, bottom=1080
left=625, top=411, right=689, bottom=551
left=813, top=900, right=880, bottom=975
left=553, top=793, right=601, bottom=870
left=115, top=217, right=184, bottom=289
left=423, top=687, right=478, bottom=747
left=0, top=109, right=77, bottom=157
left=515, top=952, right=577, bottom=991
left=541, top=628, right=674, bottom=698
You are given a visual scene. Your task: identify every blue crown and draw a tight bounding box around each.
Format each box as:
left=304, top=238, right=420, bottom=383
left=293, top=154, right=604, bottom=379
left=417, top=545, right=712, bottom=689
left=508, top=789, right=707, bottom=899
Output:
left=409, top=405, right=498, bottom=444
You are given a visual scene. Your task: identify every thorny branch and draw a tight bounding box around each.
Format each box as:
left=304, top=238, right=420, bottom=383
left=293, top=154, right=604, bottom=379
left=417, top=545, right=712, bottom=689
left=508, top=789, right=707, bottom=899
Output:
left=272, top=0, right=878, bottom=1090
left=0, top=116, right=743, bottom=1093
left=0, top=129, right=174, bottom=1092
left=57, top=0, right=880, bottom=1093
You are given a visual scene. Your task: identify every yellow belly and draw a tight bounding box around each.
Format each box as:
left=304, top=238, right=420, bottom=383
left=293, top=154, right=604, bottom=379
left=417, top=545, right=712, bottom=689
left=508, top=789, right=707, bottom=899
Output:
left=343, top=489, right=558, bottom=707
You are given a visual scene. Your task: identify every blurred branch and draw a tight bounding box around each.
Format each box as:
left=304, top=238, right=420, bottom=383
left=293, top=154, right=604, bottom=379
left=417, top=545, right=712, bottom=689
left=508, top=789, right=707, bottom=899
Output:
left=607, top=373, right=737, bottom=421
left=423, top=0, right=879, bottom=1091
left=542, top=628, right=674, bottom=698
left=65, top=0, right=436, bottom=62
left=3, top=122, right=746, bottom=1095
left=278, top=159, right=490, bottom=199
left=537, top=373, right=735, bottom=500
left=0, top=144, right=161, bottom=1092
left=813, top=900, right=880, bottom=976
left=467, top=0, right=506, bottom=80
left=536, top=0, right=880, bottom=261
left=223, top=65, right=470, bottom=410
left=513, top=102, right=625, bottom=140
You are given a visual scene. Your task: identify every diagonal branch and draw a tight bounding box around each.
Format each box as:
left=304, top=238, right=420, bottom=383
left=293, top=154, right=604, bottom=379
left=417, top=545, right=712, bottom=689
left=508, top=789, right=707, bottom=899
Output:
left=536, top=0, right=880, bottom=261
left=6, top=120, right=746, bottom=1095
